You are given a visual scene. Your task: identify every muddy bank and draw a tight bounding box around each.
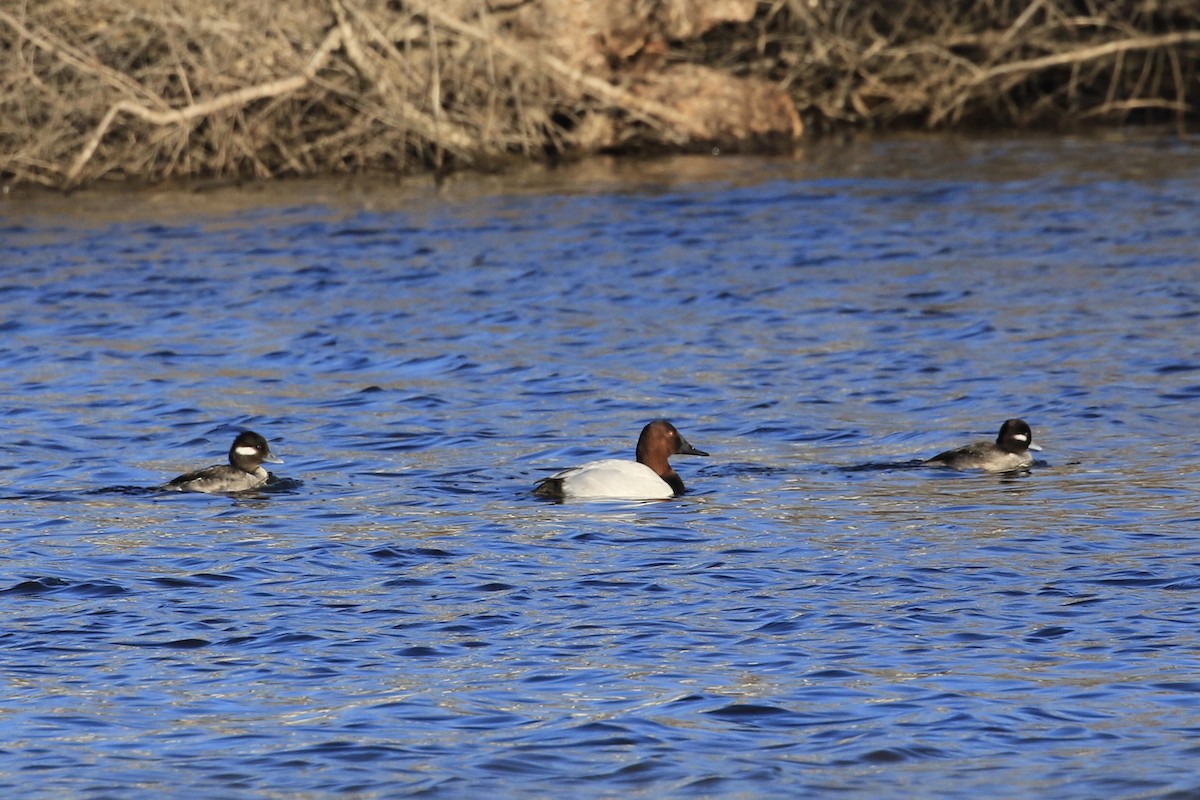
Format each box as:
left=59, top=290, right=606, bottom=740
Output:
left=1, top=0, right=1197, bottom=189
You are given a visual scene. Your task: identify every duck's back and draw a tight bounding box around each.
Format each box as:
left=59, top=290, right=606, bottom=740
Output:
left=927, top=442, right=1032, bottom=472
left=535, top=459, right=673, bottom=500
left=165, top=464, right=269, bottom=493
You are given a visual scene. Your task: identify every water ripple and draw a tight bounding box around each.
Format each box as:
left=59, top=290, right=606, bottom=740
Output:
left=2, top=136, right=1199, bottom=798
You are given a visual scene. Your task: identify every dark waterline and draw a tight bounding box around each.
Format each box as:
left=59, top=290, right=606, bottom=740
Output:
left=2, top=133, right=1200, bottom=799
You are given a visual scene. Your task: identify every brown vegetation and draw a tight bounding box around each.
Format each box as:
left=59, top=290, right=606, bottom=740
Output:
left=0, top=0, right=1197, bottom=189
left=764, top=0, right=1200, bottom=131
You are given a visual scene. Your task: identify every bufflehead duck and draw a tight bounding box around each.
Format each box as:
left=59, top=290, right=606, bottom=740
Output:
left=163, top=431, right=283, bottom=493
left=534, top=419, right=709, bottom=500
left=926, top=418, right=1041, bottom=472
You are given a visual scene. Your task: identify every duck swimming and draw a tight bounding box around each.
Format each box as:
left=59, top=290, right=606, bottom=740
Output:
left=534, top=419, right=708, bottom=500
left=926, top=418, right=1041, bottom=472
left=162, top=430, right=283, bottom=493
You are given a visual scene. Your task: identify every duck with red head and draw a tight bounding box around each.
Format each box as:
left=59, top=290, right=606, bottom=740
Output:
left=534, top=419, right=709, bottom=500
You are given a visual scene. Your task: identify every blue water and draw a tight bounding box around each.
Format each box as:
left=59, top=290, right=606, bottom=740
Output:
left=2, top=134, right=1199, bottom=798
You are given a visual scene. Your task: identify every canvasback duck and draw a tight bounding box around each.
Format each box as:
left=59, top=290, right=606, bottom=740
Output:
left=162, top=430, right=283, bottom=493
left=534, top=419, right=709, bottom=500
left=925, top=418, right=1041, bottom=472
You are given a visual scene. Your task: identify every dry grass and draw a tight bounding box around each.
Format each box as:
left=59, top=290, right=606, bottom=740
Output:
left=745, top=0, right=1200, bottom=131
left=0, top=0, right=560, bottom=188
left=1, top=0, right=1197, bottom=189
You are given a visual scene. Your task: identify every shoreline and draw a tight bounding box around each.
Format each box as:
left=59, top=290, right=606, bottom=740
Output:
left=1, top=127, right=1191, bottom=209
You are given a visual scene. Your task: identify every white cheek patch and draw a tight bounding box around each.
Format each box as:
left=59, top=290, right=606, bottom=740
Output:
left=1013, top=434, right=1029, bottom=442
left=235, top=446, right=260, bottom=456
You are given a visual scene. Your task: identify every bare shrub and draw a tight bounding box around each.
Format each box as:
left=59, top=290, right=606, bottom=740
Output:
left=1, top=0, right=1196, bottom=189
left=747, top=0, right=1200, bottom=131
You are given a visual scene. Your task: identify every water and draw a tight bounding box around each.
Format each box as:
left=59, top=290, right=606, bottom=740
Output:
left=2, top=133, right=1199, bottom=798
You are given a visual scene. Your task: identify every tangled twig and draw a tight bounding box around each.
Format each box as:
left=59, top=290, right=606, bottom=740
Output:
left=64, top=27, right=342, bottom=186
left=0, top=0, right=1196, bottom=189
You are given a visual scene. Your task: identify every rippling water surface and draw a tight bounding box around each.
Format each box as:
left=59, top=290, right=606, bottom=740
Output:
left=3, top=134, right=1199, bottom=798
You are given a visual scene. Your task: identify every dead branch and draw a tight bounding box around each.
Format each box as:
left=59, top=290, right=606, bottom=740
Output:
left=329, top=0, right=485, bottom=159
left=0, top=8, right=168, bottom=109
left=970, top=30, right=1200, bottom=84
left=932, top=29, right=1200, bottom=126
left=415, top=3, right=704, bottom=141
left=63, top=26, right=343, bottom=186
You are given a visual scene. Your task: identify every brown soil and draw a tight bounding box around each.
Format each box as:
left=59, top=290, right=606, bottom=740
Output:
left=1, top=0, right=1196, bottom=189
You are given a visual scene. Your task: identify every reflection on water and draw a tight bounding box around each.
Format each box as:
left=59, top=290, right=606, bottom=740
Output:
left=2, top=133, right=1200, bottom=798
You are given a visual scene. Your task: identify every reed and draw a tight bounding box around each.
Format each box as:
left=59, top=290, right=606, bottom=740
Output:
left=1, top=0, right=1195, bottom=189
